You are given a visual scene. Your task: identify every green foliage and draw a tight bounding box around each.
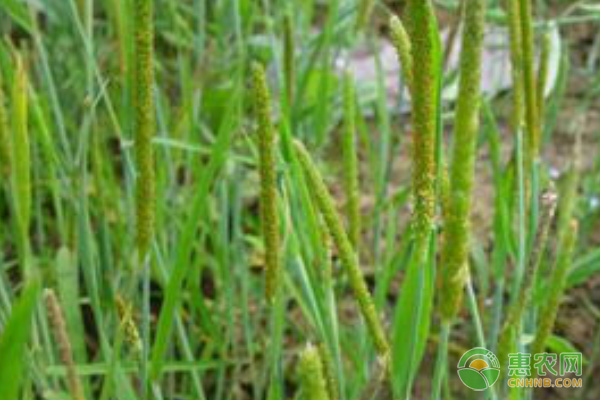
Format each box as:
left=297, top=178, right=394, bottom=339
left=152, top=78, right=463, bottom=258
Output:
left=537, top=29, right=552, bottom=123
left=0, top=280, right=40, bottom=400
left=355, top=0, right=374, bottom=33
left=0, top=72, right=9, bottom=177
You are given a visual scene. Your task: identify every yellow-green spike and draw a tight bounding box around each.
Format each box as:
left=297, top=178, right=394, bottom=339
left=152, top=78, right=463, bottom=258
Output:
left=251, top=62, right=280, bottom=303
left=440, top=0, right=486, bottom=321
left=133, top=0, right=156, bottom=257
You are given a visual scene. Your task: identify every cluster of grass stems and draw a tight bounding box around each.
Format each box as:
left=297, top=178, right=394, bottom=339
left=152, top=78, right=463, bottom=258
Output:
left=0, top=0, right=598, bottom=400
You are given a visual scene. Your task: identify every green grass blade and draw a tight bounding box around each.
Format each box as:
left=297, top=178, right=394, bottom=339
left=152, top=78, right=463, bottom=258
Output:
left=0, top=280, right=40, bottom=400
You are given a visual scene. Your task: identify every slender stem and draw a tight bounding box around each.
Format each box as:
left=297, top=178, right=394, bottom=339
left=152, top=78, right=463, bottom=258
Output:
left=432, top=322, right=450, bottom=400
left=466, top=279, right=498, bottom=400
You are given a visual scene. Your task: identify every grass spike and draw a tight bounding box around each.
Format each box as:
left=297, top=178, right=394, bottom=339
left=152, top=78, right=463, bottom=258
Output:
left=497, top=188, right=557, bottom=370
left=11, top=54, right=31, bottom=240
left=342, top=73, right=361, bottom=249
left=45, top=289, right=86, bottom=400
left=517, top=188, right=557, bottom=313
left=252, top=62, right=280, bottom=303
left=283, top=13, right=295, bottom=107
left=116, top=295, right=143, bottom=356
left=293, top=140, right=389, bottom=358
left=531, top=219, right=578, bottom=357
left=9, top=53, right=33, bottom=281
left=439, top=0, right=486, bottom=321
left=556, top=127, right=582, bottom=244
left=518, top=0, right=540, bottom=164
left=531, top=125, right=580, bottom=360
left=318, top=343, right=339, bottom=400
left=133, top=0, right=156, bottom=257
left=537, top=29, right=551, bottom=124
left=406, top=0, right=438, bottom=251
left=298, top=344, right=330, bottom=400
left=389, top=15, right=413, bottom=92
left=506, top=0, right=525, bottom=131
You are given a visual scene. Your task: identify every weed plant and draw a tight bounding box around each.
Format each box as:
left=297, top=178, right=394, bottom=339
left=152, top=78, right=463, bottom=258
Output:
left=0, top=1, right=598, bottom=400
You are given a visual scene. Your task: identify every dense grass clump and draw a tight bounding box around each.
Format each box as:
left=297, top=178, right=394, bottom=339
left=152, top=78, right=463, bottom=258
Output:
left=0, top=1, right=599, bottom=400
